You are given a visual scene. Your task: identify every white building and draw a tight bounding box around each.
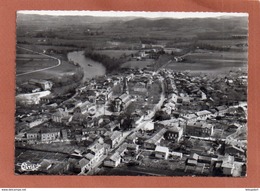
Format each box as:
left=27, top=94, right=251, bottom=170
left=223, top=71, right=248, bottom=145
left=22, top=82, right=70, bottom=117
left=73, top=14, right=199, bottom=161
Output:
left=155, top=145, right=169, bottom=160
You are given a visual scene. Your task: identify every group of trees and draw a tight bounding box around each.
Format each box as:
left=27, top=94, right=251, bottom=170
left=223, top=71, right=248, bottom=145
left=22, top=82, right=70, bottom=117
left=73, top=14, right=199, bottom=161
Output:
left=84, top=49, right=127, bottom=73
left=52, top=69, right=84, bottom=88
left=83, top=30, right=104, bottom=36
left=195, top=43, right=231, bottom=51
left=50, top=68, right=84, bottom=97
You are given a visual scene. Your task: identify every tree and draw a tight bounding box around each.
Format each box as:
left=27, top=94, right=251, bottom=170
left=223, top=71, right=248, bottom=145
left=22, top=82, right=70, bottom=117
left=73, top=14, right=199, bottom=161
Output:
left=154, top=110, right=171, bottom=121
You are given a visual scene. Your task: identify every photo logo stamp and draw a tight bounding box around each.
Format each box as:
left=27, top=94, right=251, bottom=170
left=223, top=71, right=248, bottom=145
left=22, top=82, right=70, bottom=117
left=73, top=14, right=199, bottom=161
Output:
left=20, top=162, right=41, bottom=171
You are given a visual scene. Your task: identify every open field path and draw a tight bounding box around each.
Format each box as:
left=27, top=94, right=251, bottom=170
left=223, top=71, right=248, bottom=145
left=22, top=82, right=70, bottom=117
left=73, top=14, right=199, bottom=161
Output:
left=16, top=46, right=61, bottom=76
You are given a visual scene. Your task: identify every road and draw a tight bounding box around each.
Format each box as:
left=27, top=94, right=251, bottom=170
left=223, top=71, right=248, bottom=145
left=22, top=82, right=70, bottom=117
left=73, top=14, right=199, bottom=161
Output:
left=16, top=46, right=62, bottom=76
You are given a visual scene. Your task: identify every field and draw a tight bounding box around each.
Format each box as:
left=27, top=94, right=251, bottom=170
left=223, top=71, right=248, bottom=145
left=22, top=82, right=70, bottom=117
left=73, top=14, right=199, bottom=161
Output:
left=186, top=51, right=247, bottom=61
left=16, top=14, right=248, bottom=76
left=164, top=62, right=247, bottom=74
left=16, top=58, right=79, bottom=84
left=17, top=54, right=50, bottom=59
left=16, top=59, right=57, bottom=75
left=198, top=39, right=247, bottom=47
left=163, top=49, right=247, bottom=74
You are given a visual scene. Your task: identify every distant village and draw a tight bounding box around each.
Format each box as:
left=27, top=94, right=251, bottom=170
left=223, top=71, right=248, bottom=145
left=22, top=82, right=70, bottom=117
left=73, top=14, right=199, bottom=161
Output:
left=15, top=45, right=247, bottom=177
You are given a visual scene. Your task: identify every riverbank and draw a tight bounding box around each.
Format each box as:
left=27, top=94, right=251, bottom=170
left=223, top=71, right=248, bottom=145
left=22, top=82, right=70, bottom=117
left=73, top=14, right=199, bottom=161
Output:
left=67, top=51, right=106, bottom=82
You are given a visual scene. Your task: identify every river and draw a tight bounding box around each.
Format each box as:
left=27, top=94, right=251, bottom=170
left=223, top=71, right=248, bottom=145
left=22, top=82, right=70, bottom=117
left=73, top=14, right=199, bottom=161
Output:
left=67, top=51, right=106, bottom=82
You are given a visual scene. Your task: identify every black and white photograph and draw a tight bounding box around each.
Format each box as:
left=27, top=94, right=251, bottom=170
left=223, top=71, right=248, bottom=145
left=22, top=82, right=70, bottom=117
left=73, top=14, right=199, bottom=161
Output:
left=15, top=11, right=248, bottom=177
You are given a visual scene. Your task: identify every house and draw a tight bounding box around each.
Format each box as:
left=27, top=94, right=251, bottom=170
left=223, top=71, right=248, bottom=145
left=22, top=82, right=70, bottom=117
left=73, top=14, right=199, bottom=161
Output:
left=25, top=124, right=61, bottom=144
left=215, top=105, right=228, bottom=115
left=116, top=143, right=128, bottom=157
left=198, top=155, right=212, bottom=165
left=28, top=117, right=49, bottom=128
left=78, top=143, right=106, bottom=173
left=195, top=110, right=212, bottom=120
left=61, top=129, right=68, bottom=140
left=189, top=153, right=199, bottom=160
left=40, top=94, right=57, bottom=104
left=127, top=143, right=139, bottom=152
left=144, top=128, right=167, bottom=149
left=171, top=151, right=183, bottom=159
left=104, top=131, right=123, bottom=148
left=103, top=152, right=121, bottom=167
left=82, top=127, right=107, bottom=136
left=154, top=145, right=169, bottom=160
left=87, top=143, right=105, bottom=162
left=104, top=121, right=121, bottom=132
left=73, top=101, right=92, bottom=115
left=176, top=96, right=192, bottom=105
left=69, top=157, right=93, bottom=174
left=85, top=89, right=98, bottom=103
left=78, top=158, right=91, bottom=173
left=185, top=121, right=214, bottom=137
left=222, top=162, right=235, bottom=176
left=181, top=113, right=197, bottom=123
left=164, top=125, right=183, bottom=143
left=126, top=132, right=138, bottom=144
left=185, top=159, right=198, bottom=167
left=221, top=155, right=235, bottom=176
left=52, top=109, right=69, bottom=123
left=70, top=114, right=87, bottom=126
left=81, top=134, right=104, bottom=146
left=184, top=153, right=199, bottom=171
left=26, top=131, right=40, bottom=144
left=40, top=128, right=61, bottom=143
left=155, top=119, right=179, bottom=129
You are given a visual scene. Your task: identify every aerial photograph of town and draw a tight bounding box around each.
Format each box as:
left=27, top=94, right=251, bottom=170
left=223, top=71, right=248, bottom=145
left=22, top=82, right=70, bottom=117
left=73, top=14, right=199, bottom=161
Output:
left=15, top=11, right=248, bottom=177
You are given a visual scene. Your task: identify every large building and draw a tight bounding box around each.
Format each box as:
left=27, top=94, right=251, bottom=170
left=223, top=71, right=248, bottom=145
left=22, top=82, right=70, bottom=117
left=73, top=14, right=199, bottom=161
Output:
left=164, top=125, right=183, bottom=143
left=29, top=79, right=53, bottom=91
left=185, top=121, right=214, bottom=137
left=112, top=94, right=132, bottom=112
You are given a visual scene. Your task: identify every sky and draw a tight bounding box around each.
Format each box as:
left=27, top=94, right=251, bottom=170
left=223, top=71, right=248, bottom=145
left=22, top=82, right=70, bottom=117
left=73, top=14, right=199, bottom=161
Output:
left=18, top=11, right=248, bottom=18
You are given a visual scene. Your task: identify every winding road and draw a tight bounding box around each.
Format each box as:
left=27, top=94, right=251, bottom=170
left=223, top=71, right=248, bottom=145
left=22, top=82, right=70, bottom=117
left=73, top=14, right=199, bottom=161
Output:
left=16, top=46, right=61, bottom=77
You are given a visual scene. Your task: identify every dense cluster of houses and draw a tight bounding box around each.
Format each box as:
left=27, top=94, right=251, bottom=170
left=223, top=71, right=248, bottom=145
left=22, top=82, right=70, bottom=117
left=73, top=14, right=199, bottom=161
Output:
left=15, top=66, right=247, bottom=176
